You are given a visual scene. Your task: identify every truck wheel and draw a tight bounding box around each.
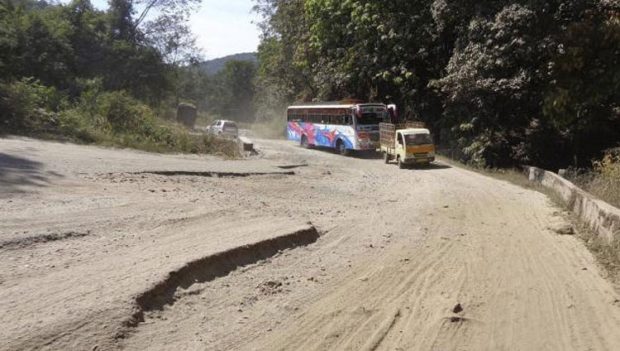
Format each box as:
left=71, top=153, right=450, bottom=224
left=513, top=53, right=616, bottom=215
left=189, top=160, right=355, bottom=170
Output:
left=383, top=152, right=390, bottom=164
left=398, top=157, right=405, bottom=169
left=301, top=135, right=309, bottom=148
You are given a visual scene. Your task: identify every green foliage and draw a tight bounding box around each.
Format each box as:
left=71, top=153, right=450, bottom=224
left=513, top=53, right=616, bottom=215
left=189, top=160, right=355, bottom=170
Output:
left=0, top=0, right=240, bottom=156
left=254, top=0, right=314, bottom=108
left=176, top=58, right=259, bottom=124
left=207, top=60, right=257, bottom=122
left=95, top=90, right=152, bottom=132
left=0, top=78, right=238, bottom=156
left=0, top=78, right=67, bottom=131
left=543, top=9, right=620, bottom=165
left=432, top=4, right=544, bottom=167
left=177, top=63, right=210, bottom=109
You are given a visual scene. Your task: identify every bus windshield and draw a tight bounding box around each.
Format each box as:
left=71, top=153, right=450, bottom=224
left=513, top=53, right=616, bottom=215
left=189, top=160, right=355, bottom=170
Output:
left=356, top=106, right=387, bottom=125
left=404, top=133, right=433, bottom=145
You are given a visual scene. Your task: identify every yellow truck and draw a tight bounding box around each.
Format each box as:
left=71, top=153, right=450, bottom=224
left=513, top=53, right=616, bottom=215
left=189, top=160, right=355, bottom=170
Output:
left=379, top=122, right=435, bottom=168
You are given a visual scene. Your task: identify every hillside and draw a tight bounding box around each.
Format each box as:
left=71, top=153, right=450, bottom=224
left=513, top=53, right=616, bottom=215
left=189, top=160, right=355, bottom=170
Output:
left=200, top=52, right=258, bottom=75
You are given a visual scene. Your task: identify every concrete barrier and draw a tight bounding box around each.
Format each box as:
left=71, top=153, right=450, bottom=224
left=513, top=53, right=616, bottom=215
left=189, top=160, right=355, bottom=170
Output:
left=238, top=136, right=255, bottom=153
left=526, top=166, right=620, bottom=243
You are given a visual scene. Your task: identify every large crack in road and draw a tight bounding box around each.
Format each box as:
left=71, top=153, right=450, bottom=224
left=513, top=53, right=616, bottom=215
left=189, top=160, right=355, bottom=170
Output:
left=121, top=225, right=320, bottom=336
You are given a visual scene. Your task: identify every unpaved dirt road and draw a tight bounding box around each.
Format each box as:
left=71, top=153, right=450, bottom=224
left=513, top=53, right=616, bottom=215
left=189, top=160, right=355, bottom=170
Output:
left=1, top=136, right=620, bottom=351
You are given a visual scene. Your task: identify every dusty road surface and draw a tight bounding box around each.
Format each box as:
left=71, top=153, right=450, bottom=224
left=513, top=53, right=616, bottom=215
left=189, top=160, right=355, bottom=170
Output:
left=1, top=136, right=620, bottom=351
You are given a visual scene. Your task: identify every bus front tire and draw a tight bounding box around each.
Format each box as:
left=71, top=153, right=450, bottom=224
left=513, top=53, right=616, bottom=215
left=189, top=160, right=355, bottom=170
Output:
left=336, top=140, right=350, bottom=156
left=398, top=157, right=406, bottom=169
left=301, top=135, right=309, bottom=149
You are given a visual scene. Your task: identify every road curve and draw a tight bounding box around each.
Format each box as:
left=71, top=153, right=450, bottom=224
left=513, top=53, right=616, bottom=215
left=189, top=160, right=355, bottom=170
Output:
left=1, top=136, right=619, bottom=351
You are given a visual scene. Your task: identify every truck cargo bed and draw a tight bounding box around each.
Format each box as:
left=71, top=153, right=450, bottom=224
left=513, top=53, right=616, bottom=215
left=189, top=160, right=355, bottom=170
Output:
left=379, top=122, right=425, bottom=148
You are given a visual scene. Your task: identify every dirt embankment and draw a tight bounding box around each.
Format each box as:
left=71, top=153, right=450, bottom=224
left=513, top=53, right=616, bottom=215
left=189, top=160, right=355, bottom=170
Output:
left=1, top=136, right=619, bottom=351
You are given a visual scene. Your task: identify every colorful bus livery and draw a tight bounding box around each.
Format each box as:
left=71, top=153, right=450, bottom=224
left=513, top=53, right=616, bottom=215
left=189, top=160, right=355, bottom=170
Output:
left=287, top=103, right=388, bottom=155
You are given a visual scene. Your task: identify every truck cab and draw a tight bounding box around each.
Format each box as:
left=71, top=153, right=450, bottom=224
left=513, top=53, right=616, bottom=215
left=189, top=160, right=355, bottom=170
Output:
left=380, top=123, right=435, bottom=168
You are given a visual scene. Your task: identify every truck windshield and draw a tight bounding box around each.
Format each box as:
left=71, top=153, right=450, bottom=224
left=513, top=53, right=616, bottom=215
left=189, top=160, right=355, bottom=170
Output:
left=405, top=134, right=433, bottom=145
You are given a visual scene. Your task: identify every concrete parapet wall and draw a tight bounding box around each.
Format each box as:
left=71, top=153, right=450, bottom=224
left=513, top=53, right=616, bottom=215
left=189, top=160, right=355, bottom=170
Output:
left=526, top=166, right=620, bottom=243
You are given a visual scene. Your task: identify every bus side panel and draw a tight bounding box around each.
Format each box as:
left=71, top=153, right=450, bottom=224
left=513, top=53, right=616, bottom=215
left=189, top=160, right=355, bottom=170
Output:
left=328, top=125, right=356, bottom=150
left=287, top=121, right=319, bottom=144
left=314, top=124, right=355, bottom=149
left=287, top=121, right=303, bottom=142
left=288, top=122, right=356, bottom=150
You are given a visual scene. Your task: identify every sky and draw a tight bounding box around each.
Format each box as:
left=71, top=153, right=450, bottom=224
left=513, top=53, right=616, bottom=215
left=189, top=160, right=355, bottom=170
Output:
left=87, top=0, right=261, bottom=60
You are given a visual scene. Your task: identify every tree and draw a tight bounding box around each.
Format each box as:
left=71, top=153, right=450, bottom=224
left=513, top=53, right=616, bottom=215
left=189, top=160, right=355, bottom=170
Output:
left=254, top=0, right=315, bottom=112
left=63, top=0, right=107, bottom=90
left=431, top=4, right=545, bottom=166
left=108, top=0, right=138, bottom=42
left=177, top=62, right=209, bottom=109
left=209, top=60, right=257, bottom=122
left=543, top=2, right=620, bottom=166
left=0, top=1, right=20, bottom=81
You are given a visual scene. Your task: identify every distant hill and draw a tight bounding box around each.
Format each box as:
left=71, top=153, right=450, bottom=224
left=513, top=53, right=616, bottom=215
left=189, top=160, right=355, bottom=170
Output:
left=199, top=52, right=258, bottom=75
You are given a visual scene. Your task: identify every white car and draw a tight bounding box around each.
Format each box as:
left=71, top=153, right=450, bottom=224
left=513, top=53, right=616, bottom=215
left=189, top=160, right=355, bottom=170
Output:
left=206, top=120, right=238, bottom=138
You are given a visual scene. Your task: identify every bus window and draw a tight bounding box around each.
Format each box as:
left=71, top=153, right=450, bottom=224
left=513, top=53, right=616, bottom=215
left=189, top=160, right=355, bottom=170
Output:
left=344, top=115, right=352, bottom=125
left=288, top=113, right=303, bottom=122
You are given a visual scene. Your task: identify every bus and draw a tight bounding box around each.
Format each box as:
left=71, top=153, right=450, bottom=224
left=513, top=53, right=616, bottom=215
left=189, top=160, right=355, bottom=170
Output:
left=286, top=102, right=389, bottom=155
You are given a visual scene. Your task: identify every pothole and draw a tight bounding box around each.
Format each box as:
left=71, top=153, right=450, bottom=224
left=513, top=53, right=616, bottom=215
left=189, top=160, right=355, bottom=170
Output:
left=257, top=280, right=284, bottom=296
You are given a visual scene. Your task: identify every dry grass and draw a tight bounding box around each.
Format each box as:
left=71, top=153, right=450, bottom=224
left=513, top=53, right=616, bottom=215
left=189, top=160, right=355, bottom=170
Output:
left=567, top=218, right=620, bottom=285
left=567, top=152, right=620, bottom=209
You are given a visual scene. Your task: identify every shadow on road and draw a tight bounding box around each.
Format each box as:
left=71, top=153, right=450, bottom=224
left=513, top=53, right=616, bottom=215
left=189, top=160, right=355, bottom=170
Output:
left=351, top=150, right=383, bottom=160
left=300, top=146, right=383, bottom=160
left=406, top=162, right=452, bottom=171
left=385, top=162, right=451, bottom=171
left=0, top=153, right=60, bottom=193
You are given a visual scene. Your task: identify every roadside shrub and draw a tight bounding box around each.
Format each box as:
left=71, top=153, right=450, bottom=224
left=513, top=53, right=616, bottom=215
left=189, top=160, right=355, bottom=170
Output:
left=567, top=149, right=620, bottom=209
left=0, top=78, right=66, bottom=132
left=0, top=79, right=240, bottom=157
left=56, top=108, right=101, bottom=143
left=96, top=91, right=155, bottom=133
left=588, top=150, right=620, bottom=208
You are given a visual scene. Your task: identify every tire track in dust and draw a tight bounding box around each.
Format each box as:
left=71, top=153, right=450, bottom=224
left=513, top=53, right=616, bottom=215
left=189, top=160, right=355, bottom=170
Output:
left=360, top=308, right=401, bottom=351
left=334, top=239, right=459, bottom=351
left=252, top=167, right=620, bottom=351
left=249, top=235, right=460, bottom=351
